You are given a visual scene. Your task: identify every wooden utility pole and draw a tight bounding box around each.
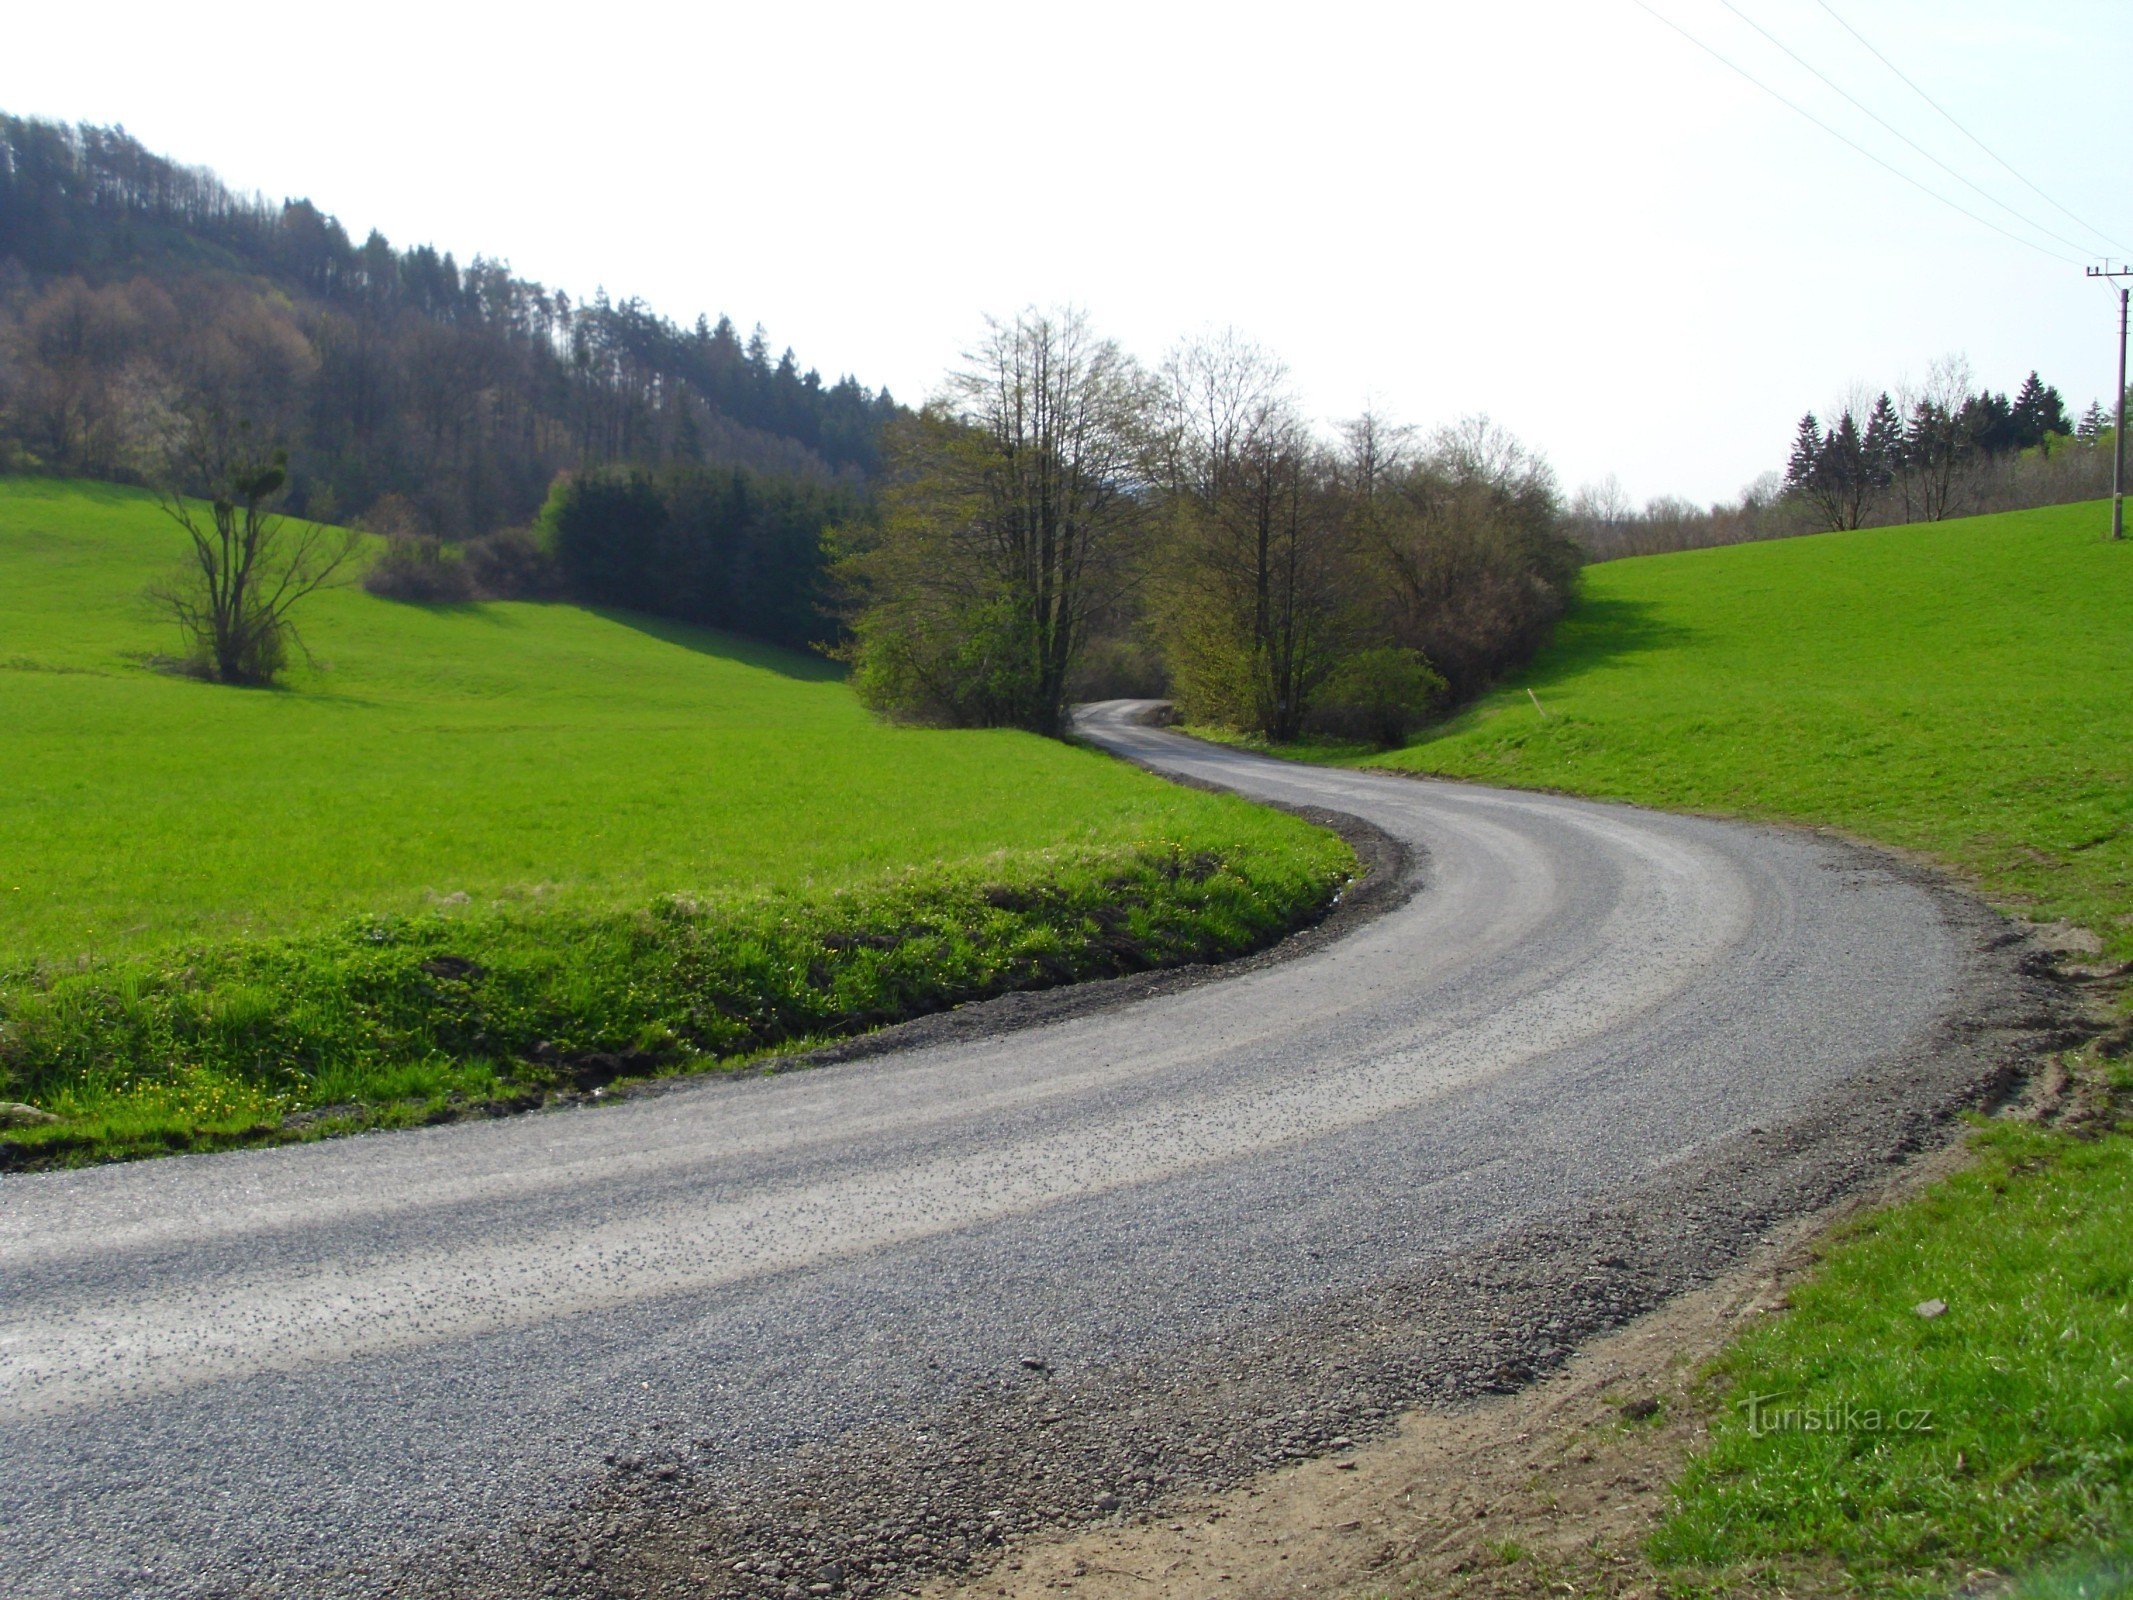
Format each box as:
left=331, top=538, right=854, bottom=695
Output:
left=2089, top=265, right=2132, bottom=541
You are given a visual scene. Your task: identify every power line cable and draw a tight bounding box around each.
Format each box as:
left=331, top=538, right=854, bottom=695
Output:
left=1625, top=0, right=2084, bottom=267
left=1811, top=0, right=2132, bottom=259
left=1712, top=0, right=2100, bottom=258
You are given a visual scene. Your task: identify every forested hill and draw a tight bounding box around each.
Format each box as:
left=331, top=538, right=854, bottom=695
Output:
left=0, top=115, right=900, bottom=533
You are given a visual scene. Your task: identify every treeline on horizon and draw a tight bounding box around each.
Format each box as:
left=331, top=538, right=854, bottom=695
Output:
left=7, top=116, right=2116, bottom=728
left=0, top=115, right=899, bottom=540
left=0, top=116, right=1581, bottom=724
left=1572, top=357, right=2124, bottom=560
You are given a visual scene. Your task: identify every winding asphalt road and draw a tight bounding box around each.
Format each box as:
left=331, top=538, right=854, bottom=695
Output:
left=0, top=704, right=2041, bottom=1599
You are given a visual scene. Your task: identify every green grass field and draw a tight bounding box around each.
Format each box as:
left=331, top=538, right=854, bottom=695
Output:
left=1344, top=500, right=2133, bottom=1597
left=0, top=477, right=1349, bottom=1163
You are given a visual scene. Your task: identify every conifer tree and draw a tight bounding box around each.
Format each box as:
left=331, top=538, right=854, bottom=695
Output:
left=1823, top=410, right=1872, bottom=530
left=1786, top=413, right=1824, bottom=492
left=1863, top=393, right=1901, bottom=490
left=2010, top=371, right=2070, bottom=450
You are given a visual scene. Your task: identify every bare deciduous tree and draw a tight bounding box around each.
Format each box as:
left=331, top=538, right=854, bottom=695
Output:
left=1354, top=416, right=1580, bottom=699
left=1155, top=333, right=1357, bottom=742
left=149, top=411, right=360, bottom=684
left=1894, top=355, right=1979, bottom=524
left=837, top=307, right=1155, bottom=733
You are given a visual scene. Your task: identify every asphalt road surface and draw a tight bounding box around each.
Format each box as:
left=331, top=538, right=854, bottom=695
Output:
left=0, top=704, right=2050, bottom=1599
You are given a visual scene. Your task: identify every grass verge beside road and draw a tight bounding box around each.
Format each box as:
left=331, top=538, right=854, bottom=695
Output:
left=2, top=834, right=1344, bottom=1168
left=1251, top=499, right=2133, bottom=1596
left=0, top=477, right=1350, bottom=1165
left=1652, top=1076, right=2133, bottom=1598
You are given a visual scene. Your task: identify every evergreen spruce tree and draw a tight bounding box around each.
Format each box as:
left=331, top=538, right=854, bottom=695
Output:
left=1824, top=410, right=1871, bottom=529
left=1786, top=413, right=1825, bottom=491
left=1962, top=390, right=2015, bottom=455
left=2011, top=371, right=2070, bottom=450
left=1863, top=392, right=1901, bottom=490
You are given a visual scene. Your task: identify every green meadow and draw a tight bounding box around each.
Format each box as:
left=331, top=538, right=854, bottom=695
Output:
left=0, top=477, right=1349, bottom=1163
left=1370, top=499, right=2133, bottom=965
left=1341, top=500, right=2133, bottom=1597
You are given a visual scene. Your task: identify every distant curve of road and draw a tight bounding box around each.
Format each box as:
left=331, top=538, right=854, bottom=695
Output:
left=0, top=703, right=2046, bottom=1599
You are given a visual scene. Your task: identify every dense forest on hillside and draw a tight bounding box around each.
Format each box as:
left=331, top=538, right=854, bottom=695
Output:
left=0, top=116, right=898, bottom=537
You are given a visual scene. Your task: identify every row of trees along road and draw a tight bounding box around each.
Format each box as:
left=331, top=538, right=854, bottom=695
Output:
left=835, top=310, right=1580, bottom=744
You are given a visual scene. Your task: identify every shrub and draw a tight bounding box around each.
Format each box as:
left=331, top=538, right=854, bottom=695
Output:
left=149, top=428, right=360, bottom=684
left=462, top=527, right=561, bottom=599
left=362, top=534, right=477, bottom=602
left=1310, top=646, right=1446, bottom=748
left=844, top=596, right=1054, bottom=729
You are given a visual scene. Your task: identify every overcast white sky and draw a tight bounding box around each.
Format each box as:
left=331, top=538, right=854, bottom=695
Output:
left=5, top=0, right=2127, bottom=503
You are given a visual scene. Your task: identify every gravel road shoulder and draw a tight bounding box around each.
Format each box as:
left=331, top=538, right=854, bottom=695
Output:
left=917, top=1063, right=2092, bottom=1600
left=460, top=872, right=2075, bottom=1600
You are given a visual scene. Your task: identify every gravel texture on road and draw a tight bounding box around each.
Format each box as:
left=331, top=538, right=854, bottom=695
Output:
left=0, top=703, right=2071, bottom=1599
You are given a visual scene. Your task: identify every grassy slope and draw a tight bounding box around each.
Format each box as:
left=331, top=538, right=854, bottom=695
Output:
left=1352, top=501, right=2133, bottom=1596
left=0, top=477, right=1348, bottom=1161
left=1370, top=499, right=2133, bottom=964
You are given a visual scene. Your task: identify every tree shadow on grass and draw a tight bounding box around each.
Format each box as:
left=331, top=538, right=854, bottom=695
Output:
left=1412, top=595, right=1695, bottom=743
left=585, top=606, right=845, bottom=683
left=1519, top=593, right=1695, bottom=693
left=365, top=597, right=844, bottom=683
